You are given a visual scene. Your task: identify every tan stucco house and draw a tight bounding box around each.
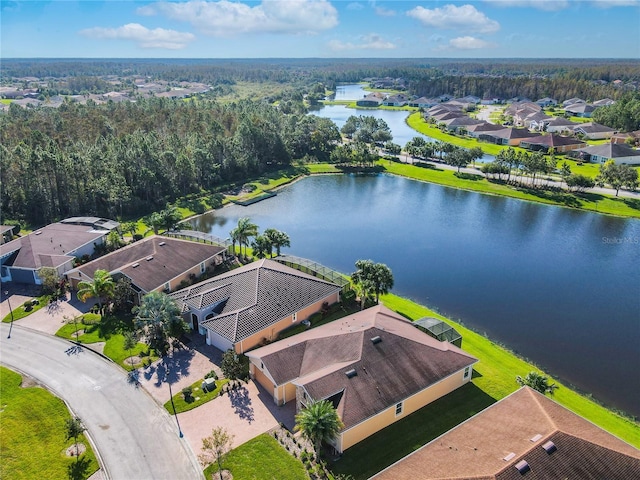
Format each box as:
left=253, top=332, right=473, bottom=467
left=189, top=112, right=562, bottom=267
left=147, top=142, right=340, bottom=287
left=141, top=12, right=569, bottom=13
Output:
left=246, top=304, right=477, bottom=453
left=66, top=235, right=227, bottom=303
left=170, top=259, right=342, bottom=353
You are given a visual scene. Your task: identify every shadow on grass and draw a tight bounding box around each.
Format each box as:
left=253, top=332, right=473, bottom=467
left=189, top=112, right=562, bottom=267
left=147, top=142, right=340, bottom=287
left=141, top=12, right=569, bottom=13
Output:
left=516, top=187, right=584, bottom=208
left=329, top=383, right=496, bottom=480
left=413, top=161, right=444, bottom=171
left=622, top=197, right=640, bottom=210
left=67, top=455, right=92, bottom=480
left=454, top=172, right=483, bottom=181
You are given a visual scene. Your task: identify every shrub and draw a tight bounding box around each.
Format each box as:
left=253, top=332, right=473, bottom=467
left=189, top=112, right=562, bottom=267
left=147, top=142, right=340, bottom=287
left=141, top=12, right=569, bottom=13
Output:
left=204, top=370, right=218, bottom=380
left=182, top=386, right=193, bottom=400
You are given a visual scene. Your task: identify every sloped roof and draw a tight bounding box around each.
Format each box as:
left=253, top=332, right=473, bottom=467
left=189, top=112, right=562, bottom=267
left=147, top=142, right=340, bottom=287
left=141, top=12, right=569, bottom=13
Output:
left=0, top=222, right=109, bottom=270
left=466, top=122, right=505, bottom=133
left=248, top=305, right=477, bottom=430
left=373, top=387, right=640, bottom=480
left=68, top=236, right=225, bottom=293
left=520, top=134, right=585, bottom=147
left=565, top=103, right=596, bottom=114
left=546, top=116, right=579, bottom=127
left=170, top=259, right=341, bottom=344
left=442, top=116, right=484, bottom=127
left=577, top=143, right=640, bottom=159
left=572, top=122, right=616, bottom=134
left=490, top=128, right=540, bottom=140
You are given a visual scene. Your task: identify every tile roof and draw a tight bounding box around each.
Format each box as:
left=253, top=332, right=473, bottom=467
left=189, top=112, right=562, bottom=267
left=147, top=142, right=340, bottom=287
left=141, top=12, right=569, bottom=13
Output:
left=68, top=235, right=225, bottom=293
left=577, top=143, right=640, bottom=159
left=520, top=134, right=586, bottom=147
left=491, top=128, right=540, bottom=140
left=572, top=122, right=616, bottom=134
left=248, top=305, right=477, bottom=430
left=373, top=387, right=640, bottom=480
left=170, top=259, right=341, bottom=344
left=0, top=222, right=109, bottom=270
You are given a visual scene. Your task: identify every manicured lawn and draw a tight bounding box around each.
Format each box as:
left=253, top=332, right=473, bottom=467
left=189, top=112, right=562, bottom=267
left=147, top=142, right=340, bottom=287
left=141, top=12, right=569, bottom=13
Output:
left=203, top=433, right=306, bottom=480
left=2, top=295, right=49, bottom=322
left=55, top=314, right=158, bottom=370
left=164, top=378, right=229, bottom=414
left=378, top=160, right=640, bottom=218
left=329, top=293, right=640, bottom=479
left=0, top=366, right=99, bottom=480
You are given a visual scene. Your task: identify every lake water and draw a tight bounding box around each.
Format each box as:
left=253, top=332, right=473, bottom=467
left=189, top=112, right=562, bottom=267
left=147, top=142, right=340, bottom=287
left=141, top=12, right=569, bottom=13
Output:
left=314, top=84, right=494, bottom=163
left=189, top=174, right=640, bottom=417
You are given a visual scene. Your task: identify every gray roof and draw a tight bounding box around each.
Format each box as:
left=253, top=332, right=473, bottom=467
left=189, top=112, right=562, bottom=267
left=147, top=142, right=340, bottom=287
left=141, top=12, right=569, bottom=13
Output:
left=572, top=122, right=616, bottom=134
left=170, top=259, right=341, bottom=344
left=577, top=143, right=640, bottom=159
left=61, top=217, right=120, bottom=230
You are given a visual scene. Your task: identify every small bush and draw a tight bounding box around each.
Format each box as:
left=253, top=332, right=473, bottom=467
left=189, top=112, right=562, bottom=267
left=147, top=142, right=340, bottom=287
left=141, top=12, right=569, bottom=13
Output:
left=204, top=370, right=218, bottom=380
left=182, top=386, right=193, bottom=400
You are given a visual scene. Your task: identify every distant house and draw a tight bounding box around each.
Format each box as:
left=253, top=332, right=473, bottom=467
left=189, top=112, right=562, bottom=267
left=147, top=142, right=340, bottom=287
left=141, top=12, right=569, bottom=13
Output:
left=66, top=236, right=227, bottom=303
left=504, top=101, right=541, bottom=118
left=575, top=143, right=640, bottom=165
left=523, top=111, right=552, bottom=130
left=481, top=97, right=502, bottom=105
left=1, top=225, right=16, bottom=245
left=170, top=259, right=342, bottom=353
left=519, top=134, right=586, bottom=153
left=382, top=94, right=410, bottom=107
left=593, top=98, right=615, bottom=107
left=373, top=386, right=640, bottom=480
left=611, top=130, right=640, bottom=146
left=356, top=92, right=384, bottom=107
left=0, top=217, right=118, bottom=285
left=562, top=97, right=585, bottom=107
left=572, top=122, right=616, bottom=140
left=545, top=116, right=580, bottom=134
left=465, top=122, right=505, bottom=138
left=246, top=305, right=477, bottom=454
left=431, top=111, right=464, bottom=123
left=457, top=95, right=481, bottom=104
left=480, top=128, right=541, bottom=146
left=536, top=97, right=557, bottom=107
left=565, top=103, right=596, bottom=118
left=408, top=97, right=438, bottom=108
left=441, top=116, right=484, bottom=133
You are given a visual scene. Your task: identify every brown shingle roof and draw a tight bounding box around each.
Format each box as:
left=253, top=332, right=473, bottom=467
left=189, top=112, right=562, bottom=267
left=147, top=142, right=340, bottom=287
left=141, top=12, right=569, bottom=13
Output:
left=520, top=134, right=586, bottom=147
left=68, top=236, right=225, bottom=292
left=373, top=387, right=640, bottom=480
left=249, top=305, right=477, bottom=430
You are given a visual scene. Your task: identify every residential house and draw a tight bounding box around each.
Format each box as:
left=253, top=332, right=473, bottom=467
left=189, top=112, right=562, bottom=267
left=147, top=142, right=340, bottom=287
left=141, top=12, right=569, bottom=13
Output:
left=441, top=116, right=484, bottom=133
left=431, top=111, right=464, bottom=123
left=562, top=97, right=585, bottom=107
left=545, top=116, right=580, bottom=134
left=565, top=103, right=596, bottom=118
left=523, top=111, right=552, bottom=130
left=356, top=92, right=384, bottom=107
left=373, top=386, right=640, bottom=480
left=382, top=94, right=410, bottom=107
left=575, top=143, right=640, bottom=165
left=465, top=122, right=505, bottom=138
left=66, top=236, right=227, bottom=303
left=593, top=98, right=615, bottom=107
left=246, top=304, right=477, bottom=454
left=519, top=134, right=586, bottom=153
left=536, top=97, right=557, bottom=107
left=170, top=259, right=342, bottom=353
left=480, top=128, right=541, bottom=146
left=611, top=130, right=640, bottom=146
left=408, top=97, right=439, bottom=108
left=504, top=101, right=541, bottom=118
left=572, top=122, right=617, bottom=140
left=1, top=226, right=15, bottom=245
left=481, top=96, right=502, bottom=105
left=0, top=217, right=118, bottom=285
left=457, top=95, right=481, bottom=104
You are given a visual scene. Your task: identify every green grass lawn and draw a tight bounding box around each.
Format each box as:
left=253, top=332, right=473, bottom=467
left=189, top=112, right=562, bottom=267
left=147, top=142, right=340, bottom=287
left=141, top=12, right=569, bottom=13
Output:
left=203, top=433, right=307, bottom=480
left=55, top=314, right=158, bottom=370
left=164, top=378, right=229, bottom=414
left=0, top=366, right=100, bottom=480
left=2, top=295, right=49, bottom=322
left=329, top=293, right=640, bottom=479
left=377, top=160, right=640, bottom=218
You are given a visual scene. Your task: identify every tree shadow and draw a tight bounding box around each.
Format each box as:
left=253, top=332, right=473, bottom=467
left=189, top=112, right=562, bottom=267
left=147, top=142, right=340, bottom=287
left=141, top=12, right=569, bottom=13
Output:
left=228, top=386, right=255, bottom=423
left=454, top=172, right=483, bottom=181
left=127, top=369, right=140, bottom=388
left=413, top=161, right=443, bottom=171
left=67, top=455, right=91, bottom=480
left=152, top=348, right=196, bottom=387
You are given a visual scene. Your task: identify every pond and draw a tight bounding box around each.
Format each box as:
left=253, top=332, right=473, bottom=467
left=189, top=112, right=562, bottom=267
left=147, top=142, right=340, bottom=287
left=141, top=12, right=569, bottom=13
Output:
left=189, top=174, right=640, bottom=417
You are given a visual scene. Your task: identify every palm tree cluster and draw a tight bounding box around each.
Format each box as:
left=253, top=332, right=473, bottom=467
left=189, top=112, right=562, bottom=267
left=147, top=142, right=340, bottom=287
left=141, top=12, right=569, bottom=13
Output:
left=482, top=147, right=557, bottom=187
left=405, top=136, right=483, bottom=172
left=230, top=217, right=290, bottom=260
left=350, top=259, right=394, bottom=310
left=516, top=371, right=558, bottom=396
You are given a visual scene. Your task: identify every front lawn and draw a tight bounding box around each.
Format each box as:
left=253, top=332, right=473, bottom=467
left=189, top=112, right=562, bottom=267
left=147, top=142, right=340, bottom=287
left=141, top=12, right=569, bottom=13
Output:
left=164, top=377, right=230, bottom=414
left=2, top=295, right=48, bottom=322
left=203, top=433, right=307, bottom=480
left=0, top=366, right=100, bottom=480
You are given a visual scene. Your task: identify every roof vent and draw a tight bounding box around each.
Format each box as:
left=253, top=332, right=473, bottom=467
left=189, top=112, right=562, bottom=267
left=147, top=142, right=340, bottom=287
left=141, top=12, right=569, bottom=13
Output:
left=503, top=452, right=516, bottom=461
left=35, top=231, right=42, bottom=235
left=132, top=263, right=140, bottom=268
left=371, top=336, right=382, bottom=344
left=146, top=256, right=153, bottom=261
left=542, top=440, right=557, bottom=454
left=515, top=460, right=530, bottom=474
left=530, top=434, right=542, bottom=442
left=158, top=241, right=166, bottom=246
left=345, top=369, right=357, bottom=379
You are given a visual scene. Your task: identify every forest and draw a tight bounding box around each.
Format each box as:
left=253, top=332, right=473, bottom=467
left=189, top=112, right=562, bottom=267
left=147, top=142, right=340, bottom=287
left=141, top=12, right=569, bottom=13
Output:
left=0, top=97, right=340, bottom=226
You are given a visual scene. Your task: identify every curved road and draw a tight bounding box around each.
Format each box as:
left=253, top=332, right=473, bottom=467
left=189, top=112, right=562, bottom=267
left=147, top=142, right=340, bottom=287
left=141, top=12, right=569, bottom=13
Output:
left=0, top=323, right=204, bottom=480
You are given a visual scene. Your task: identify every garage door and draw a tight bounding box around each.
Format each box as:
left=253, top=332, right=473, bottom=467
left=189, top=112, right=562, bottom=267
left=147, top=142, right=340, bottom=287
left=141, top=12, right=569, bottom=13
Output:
left=206, top=329, right=234, bottom=352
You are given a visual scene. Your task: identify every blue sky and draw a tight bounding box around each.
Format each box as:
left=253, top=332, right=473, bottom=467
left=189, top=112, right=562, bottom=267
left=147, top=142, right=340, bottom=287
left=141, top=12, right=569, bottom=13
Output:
left=2, top=1, right=639, bottom=58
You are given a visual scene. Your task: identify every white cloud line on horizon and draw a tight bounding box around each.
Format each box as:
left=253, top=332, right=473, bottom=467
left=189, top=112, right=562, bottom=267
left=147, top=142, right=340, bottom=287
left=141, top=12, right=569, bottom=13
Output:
left=328, top=33, right=397, bottom=51
left=407, top=4, right=500, bottom=34
left=137, top=0, right=338, bottom=36
left=79, top=23, right=195, bottom=49
left=484, top=0, right=639, bottom=10
left=449, top=36, right=495, bottom=50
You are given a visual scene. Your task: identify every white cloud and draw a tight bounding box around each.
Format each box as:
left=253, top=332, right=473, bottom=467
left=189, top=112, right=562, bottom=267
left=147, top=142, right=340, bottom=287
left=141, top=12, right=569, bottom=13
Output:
left=79, top=23, right=195, bottom=49
left=138, top=0, right=338, bottom=36
left=407, top=4, right=500, bottom=34
left=346, top=2, right=364, bottom=10
left=591, top=0, right=639, bottom=7
left=449, top=36, right=494, bottom=49
left=328, top=34, right=396, bottom=51
left=375, top=6, right=396, bottom=16
left=484, top=0, right=569, bottom=11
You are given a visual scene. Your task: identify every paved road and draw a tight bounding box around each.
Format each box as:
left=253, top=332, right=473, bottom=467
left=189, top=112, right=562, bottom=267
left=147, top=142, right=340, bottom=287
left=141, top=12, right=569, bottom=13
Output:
left=0, top=323, right=204, bottom=480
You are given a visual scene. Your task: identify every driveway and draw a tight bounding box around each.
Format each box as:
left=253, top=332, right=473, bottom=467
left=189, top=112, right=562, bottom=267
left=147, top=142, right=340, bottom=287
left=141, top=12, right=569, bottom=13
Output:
left=0, top=323, right=204, bottom=480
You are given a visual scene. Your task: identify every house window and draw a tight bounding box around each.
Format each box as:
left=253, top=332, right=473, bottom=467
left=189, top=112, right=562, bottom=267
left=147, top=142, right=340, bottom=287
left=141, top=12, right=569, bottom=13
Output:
left=395, top=402, right=403, bottom=417
left=464, top=366, right=471, bottom=379
left=164, top=282, right=170, bottom=292
left=260, top=362, right=264, bottom=370
left=200, top=262, right=206, bottom=274
left=292, top=312, right=297, bottom=323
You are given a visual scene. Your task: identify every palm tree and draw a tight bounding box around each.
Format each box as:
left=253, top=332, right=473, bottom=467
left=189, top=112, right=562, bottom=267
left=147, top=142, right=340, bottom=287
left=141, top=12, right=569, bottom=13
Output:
left=264, top=228, right=290, bottom=257
left=77, top=269, right=115, bottom=315
left=351, top=260, right=394, bottom=304
left=295, top=399, right=344, bottom=456
left=134, top=291, right=187, bottom=356
left=516, top=371, right=558, bottom=396
left=232, top=217, right=258, bottom=259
